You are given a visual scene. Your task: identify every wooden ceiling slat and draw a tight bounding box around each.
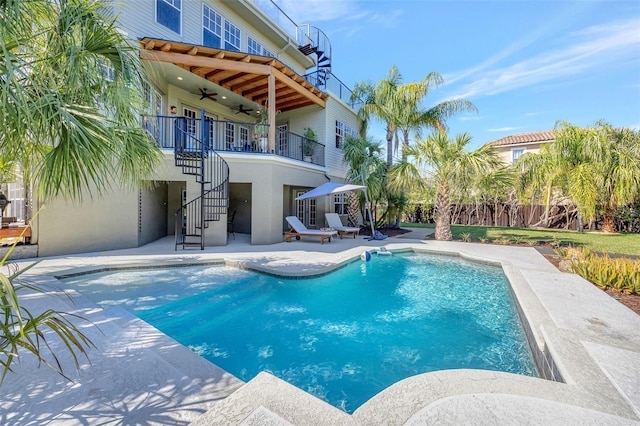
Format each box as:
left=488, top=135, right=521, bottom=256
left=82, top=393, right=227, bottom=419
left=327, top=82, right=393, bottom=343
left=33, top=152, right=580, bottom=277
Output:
left=219, top=72, right=249, bottom=86
left=231, top=75, right=264, bottom=92
left=140, top=38, right=327, bottom=111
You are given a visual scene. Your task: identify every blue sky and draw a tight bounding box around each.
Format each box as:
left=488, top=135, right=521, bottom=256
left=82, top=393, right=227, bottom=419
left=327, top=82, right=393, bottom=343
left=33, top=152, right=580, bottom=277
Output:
left=279, top=0, right=640, bottom=150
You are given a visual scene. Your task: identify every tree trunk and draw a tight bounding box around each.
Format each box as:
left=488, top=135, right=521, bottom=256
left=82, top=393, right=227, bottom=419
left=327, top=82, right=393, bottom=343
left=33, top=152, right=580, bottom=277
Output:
left=575, top=209, right=583, bottom=232
left=347, top=191, right=360, bottom=227
left=434, top=183, right=453, bottom=241
left=386, top=126, right=394, bottom=166
left=602, top=210, right=617, bottom=233
left=543, top=184, right=552, bottom=227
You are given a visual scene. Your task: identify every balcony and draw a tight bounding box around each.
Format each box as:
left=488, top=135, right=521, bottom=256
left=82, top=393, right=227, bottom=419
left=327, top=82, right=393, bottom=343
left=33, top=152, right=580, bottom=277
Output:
left=143, top=115, right=325, bottom=167
left=305, top=71, right=363, bottom=111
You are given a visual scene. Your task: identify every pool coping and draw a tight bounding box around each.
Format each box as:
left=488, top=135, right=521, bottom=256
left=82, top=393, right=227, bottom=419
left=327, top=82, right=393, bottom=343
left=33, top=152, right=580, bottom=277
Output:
left=2, top=236, right=639, bottom=425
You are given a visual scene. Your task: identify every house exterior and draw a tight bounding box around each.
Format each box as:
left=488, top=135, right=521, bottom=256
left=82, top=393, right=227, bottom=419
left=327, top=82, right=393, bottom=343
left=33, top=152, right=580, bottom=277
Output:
left=490, top=130, right=555, bottom=165
left=26, top=0, right=362, bottom=256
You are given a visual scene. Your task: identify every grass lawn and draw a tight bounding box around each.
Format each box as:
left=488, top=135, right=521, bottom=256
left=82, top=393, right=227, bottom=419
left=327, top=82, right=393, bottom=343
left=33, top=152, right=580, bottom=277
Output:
left=401, top=222, right=640, bottom=256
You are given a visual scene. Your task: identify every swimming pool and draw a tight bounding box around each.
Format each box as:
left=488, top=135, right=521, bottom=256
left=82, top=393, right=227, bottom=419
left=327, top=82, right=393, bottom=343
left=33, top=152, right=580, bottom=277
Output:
left=61, top=252, right=538, bottom=413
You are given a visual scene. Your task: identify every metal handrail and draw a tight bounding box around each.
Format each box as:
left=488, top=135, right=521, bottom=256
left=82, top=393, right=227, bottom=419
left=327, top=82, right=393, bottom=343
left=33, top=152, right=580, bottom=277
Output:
left=173, top=114, right=230, bottom=250
left=143, top=116, right=325, bottom=166
left=304, top=71, right=363, bottom=111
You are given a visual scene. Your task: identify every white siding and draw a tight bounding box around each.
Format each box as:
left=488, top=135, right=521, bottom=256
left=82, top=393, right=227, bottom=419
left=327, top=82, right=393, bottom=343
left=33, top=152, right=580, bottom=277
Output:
left=324, top=97, right=359, bottom=179
left=111, top=0, right=309, bottom=76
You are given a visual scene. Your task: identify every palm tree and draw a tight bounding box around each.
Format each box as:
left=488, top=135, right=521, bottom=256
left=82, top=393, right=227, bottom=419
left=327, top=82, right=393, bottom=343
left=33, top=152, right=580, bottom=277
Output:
left=592, top=124, right=640, bottom=233
left=517, top=121, right=640, bottom=233
left=352, top=65, right=476, bottom=166
left=0, top=0, right=161, bottom=385
left=352, top=66, right=402, bottom=166
left=392, top=132, right=502, bottom=240
left=0, top=0, right=162, bottom=203
left=342, top=135, right=387, bottom=229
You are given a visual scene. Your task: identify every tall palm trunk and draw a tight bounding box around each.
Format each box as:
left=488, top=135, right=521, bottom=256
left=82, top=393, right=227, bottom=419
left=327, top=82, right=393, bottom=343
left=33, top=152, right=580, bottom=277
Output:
left=386, top=126, right=395, bottom=166
left=602, top=208, right=617, bottom=233
left=434, top=182, right=453, bottom=240
left=347, top=192, right=360, bottom=227
left=543, top=183, right=552, bottom=227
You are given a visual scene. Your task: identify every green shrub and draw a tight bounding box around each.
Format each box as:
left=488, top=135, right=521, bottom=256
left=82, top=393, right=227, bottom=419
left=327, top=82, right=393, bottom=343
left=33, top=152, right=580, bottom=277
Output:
left=460, top=232, right=472, bottom=242
left=494, top=237, right=512, bottom=245
left=562, top=247, right=640, bottom=295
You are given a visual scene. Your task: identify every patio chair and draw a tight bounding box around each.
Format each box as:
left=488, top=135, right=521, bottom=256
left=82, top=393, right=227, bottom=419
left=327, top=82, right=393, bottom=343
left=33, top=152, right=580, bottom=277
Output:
left=284, top=216, right=337, bottom=244
left=325, top=213, right=360, bottom=239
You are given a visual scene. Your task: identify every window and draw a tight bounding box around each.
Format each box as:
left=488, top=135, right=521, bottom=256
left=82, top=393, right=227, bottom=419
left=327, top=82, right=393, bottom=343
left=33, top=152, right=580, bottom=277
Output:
left=156, top=0, right=181, bottom=34
left=512, top=148, right=524, bottom=164
left=225, top=122, right=235, bottom=150
left=141, top=82, right=163, bottom=142
left=224, top=21, right=241, bottom=51
left=98, top=60, right=115, bottom=81
left=248, top=37, right=273, bottom=57
left=239, top=126, right=249, bottom=150
left=334, top=193, right=348, bottom=215
left=203, top=5, right=222, bottom=48
left=335, top=120, right=357, bottom=149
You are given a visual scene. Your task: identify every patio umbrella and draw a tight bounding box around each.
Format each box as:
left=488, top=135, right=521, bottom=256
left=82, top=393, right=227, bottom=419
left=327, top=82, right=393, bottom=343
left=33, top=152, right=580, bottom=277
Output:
left=294, top=182, right=366, bottom=200
left=295, top=182, right=384, bottom=240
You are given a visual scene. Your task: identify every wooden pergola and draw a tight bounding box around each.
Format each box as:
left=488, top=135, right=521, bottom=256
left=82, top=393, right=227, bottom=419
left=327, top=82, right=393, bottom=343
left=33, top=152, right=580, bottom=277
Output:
left=140, top=38, right=327, bottom=151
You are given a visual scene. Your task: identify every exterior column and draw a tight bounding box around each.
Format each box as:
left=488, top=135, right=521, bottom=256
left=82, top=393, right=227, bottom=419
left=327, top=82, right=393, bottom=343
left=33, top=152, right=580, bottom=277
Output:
left=268, top=72, right=276, bottom=152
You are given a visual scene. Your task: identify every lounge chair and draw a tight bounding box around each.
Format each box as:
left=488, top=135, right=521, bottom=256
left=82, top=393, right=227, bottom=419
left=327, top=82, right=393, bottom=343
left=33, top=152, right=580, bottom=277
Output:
left=325, top=213, right=360, bottom=239
left=284, top=216, right=337, bottom=244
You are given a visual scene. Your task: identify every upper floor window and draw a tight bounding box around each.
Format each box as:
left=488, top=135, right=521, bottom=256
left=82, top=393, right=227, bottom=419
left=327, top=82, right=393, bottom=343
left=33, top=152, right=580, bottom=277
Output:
left=203, top=5, right=222, bottom=48
left=512, top=148, right=524, bottom=164
left=156, top=0, right=181, bottom=34
left=248, top=37, right=273, bottom=58
left=224, top=21, right=241, bottom=51
left=335, top=120, right=357, bottom=149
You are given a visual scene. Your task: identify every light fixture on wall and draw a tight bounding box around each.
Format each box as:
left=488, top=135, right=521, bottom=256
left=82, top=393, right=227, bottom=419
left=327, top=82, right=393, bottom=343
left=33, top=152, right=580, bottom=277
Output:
left=170, top=105, right=177, bottom=115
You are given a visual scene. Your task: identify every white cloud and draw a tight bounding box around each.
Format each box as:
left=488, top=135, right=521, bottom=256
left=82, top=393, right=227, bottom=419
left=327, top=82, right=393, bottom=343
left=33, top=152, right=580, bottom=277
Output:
left=449, top=18, right=640, bottom=100
left=459, top=116, right=483, bottom=121
left=487, top=126, right=521, bottom=132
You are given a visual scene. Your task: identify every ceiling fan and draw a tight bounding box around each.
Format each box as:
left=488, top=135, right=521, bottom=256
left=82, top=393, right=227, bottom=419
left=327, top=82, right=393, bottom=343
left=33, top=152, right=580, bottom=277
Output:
left=196, top=88, right=217, bottom=101
left=234, top=104, right=253, bottom=115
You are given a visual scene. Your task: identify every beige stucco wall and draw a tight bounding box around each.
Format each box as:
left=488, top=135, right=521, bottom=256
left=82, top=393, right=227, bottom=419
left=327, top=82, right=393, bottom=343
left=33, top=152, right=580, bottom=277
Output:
left=223, top=153, right=328, bottom=244
left=35, top=186, right=140, bottom=257
left=495, top=142, right=547, bottom=165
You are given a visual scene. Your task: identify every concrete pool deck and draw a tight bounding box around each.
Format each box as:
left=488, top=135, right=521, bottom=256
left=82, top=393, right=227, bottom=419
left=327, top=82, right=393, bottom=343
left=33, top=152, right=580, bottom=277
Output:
left=1, top=229, right=639, bottom=425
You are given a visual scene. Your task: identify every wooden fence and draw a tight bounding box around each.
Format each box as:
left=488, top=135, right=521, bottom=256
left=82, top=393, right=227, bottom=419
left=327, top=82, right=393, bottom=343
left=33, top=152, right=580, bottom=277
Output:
left=406, top=203, right=582, bottom=230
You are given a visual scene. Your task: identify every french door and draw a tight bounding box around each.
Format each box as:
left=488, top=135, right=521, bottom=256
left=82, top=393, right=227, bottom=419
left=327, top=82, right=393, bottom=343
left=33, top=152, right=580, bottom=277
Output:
left=295, top=190, right=316, bottom=228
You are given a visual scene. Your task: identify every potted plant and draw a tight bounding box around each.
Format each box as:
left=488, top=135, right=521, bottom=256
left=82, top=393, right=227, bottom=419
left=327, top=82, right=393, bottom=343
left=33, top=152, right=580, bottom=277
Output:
left=254, top=113, right=269, bottom=152
left=302, top=127, right=317, bottom=162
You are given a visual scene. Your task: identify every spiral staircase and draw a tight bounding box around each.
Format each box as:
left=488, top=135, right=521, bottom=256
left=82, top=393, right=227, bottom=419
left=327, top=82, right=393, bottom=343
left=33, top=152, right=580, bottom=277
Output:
left=173, top=114, right=229, bottom=250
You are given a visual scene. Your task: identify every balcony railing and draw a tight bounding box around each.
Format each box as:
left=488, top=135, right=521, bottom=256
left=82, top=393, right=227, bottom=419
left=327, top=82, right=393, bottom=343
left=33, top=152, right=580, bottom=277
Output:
left=143, top=116, right=325, bottom=166
left=305, top=71, right=363, bottom=111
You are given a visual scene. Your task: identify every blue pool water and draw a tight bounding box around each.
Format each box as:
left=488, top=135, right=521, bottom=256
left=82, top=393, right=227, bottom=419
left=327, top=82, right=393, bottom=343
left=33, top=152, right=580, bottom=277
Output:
left=62, top=253, right=538, bottom=413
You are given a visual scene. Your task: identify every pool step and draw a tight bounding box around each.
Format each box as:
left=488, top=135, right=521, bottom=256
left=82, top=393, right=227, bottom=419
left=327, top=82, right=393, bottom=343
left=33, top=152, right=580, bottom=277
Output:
left=190, top=372, right=352, bottom=426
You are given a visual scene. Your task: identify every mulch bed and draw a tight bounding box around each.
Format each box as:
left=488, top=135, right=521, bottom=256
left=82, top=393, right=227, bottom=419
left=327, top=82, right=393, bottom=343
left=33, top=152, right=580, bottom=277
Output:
left=358, top=227, right=411, bottom=238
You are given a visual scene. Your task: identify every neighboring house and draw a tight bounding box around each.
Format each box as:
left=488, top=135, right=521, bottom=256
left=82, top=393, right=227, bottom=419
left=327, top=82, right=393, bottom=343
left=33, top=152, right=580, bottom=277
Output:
left=490, top=130, right=555, bottom=165
left=27, top=0, right=362, bottom=256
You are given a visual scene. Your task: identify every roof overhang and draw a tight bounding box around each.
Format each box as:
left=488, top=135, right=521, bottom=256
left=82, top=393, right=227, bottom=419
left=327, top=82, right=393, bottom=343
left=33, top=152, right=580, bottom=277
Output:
left=139, top=38, right=327, bottom=112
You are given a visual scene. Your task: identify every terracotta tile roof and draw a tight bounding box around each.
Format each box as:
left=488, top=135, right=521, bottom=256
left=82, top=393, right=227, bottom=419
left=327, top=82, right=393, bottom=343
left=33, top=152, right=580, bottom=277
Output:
left=490, top=130, right=555, bottom=147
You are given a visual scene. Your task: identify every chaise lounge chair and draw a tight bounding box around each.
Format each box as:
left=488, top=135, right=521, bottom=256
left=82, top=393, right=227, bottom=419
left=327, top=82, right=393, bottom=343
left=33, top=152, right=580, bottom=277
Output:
left=325, top=213, right=360, bottom=239
left=284, top=216, right=337, bottom=244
